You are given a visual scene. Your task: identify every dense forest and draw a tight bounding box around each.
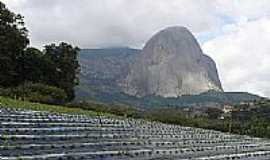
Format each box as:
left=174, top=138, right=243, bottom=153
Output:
left=0, top=2, right=80, bottom=104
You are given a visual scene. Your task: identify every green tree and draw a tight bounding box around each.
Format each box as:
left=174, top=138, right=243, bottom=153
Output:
left=0, top=2, right=29, bottom=87
left=43, top=42, right=80, bottom=101
left=18, top=47, right=44, bottom=83
left=205, top=107, right=223, bottom=119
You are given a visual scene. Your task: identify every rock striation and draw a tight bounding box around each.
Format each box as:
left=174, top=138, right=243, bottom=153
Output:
left=123, top=26, right=223, bottom=97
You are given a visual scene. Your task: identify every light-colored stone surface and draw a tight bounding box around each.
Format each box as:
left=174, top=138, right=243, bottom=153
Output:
left=123, top=26, right=223, bottom=97
left=1, top=107, right=270, bottom=160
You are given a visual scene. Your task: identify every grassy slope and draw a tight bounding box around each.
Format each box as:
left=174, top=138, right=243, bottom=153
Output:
left=0, top=96, right=109, bottom=117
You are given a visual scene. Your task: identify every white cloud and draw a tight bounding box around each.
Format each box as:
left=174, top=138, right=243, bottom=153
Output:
left=3, top=0, right=223, bottom=48
left=202, top=18, right=270, bottom=97
left=7, top=0, right=270, bottom=48
left=214, top=0, right=270, bottom=20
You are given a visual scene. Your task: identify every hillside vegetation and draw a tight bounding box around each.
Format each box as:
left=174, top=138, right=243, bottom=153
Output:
left=0, top=2, right=79, bottom=104
left=0, top=96, right=101, bottom=117
left=76, top=85, right=261, bottom=108
left=70, top=99, right=270, bottom=139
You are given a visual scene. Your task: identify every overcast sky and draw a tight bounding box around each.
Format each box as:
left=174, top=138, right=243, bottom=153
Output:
left=3, top=0, right=270, bottom=98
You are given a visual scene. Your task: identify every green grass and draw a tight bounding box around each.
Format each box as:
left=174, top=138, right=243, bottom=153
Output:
left=0, top=96, right=110, bottom=117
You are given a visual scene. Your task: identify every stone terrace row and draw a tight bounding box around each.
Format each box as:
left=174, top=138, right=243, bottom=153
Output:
left=0, top=107, right=270, bottom=160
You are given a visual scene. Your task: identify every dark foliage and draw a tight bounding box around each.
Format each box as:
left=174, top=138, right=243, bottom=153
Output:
left=206, top=107, right=223, bottom=119
left=43, top=43, right=80, bottom=101
left=0, top=2, right=29, bottom=87
left=0, top=2, right=80, bottom=102
left=0, top=83, right=67, bottom=104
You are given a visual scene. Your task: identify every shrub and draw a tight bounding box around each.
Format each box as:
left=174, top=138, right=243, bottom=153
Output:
left=0, top=87, right=6, bottom=96
left=67, top=101, right=140, bottom=118
left=0, top=83, right=67, bottom=104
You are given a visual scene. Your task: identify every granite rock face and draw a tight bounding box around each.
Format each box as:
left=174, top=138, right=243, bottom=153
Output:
left=123, top=26, right=223, bottom=97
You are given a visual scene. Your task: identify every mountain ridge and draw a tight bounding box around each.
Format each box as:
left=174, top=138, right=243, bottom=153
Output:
left=76, top=26, right=261, bottom=107
left=123, top=26, right=223, bottom=97
left=76, top=47, right=261, bottom=108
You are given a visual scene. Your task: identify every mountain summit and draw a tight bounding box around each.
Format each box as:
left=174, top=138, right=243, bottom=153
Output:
left=123, top=26, right=223, bottom=97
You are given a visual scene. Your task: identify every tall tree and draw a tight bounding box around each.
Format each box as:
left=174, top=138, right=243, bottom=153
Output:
left=43, top=42, right=80, bottom=101
left=0, top=2, right=29, bottom=87
left=19, top=47, right=44, bottom=83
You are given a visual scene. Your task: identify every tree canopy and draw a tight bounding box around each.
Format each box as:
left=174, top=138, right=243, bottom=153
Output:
left=0, top=1, right=29, bottom=87
left=0, top=2, right=80, bottom=103
left=43, top=43, right=80, bottom=101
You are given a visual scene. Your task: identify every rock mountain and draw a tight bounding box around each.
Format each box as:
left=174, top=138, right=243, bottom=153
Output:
left=76, top=26, right=259, bottom=107
left=123, top=26, right=223, bottom=97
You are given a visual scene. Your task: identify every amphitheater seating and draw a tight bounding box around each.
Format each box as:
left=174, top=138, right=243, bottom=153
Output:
left=1, top=107, right=270, bottom=160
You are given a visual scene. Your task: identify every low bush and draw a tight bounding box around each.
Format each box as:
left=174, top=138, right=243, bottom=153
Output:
left=67, top=101, right=140, bottom=118
left=0, top=83, right=67, bottom=104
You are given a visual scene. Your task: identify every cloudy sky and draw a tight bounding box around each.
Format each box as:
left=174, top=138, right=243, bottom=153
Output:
left=3, top=0, right=270, bottom=97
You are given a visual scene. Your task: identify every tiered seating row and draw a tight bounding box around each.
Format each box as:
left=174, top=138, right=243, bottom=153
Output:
left=1, top=107, right=270, bottom=160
